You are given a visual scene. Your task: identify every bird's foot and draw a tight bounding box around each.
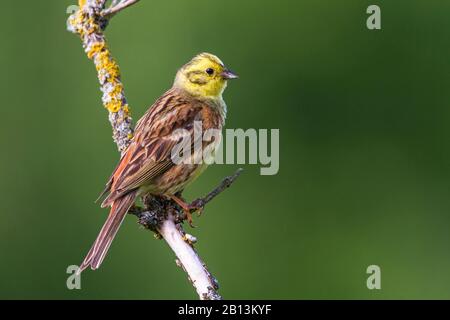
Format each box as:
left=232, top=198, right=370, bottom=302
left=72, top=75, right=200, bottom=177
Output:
left=189, top=198, right=206, bottom=217
left=169, top=195, right=196, bottom=227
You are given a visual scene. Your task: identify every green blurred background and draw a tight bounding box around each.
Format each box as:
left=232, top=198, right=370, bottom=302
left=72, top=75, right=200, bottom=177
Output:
left=1, top=0, right=450, bottom=299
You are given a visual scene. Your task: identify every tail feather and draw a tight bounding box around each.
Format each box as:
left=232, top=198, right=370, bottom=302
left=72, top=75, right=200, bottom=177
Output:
left=78, top=191, right=137, bottom=274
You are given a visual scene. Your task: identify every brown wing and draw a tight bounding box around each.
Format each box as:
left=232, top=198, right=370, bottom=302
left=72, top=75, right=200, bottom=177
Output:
left=100, top=88, right=220, bottom=207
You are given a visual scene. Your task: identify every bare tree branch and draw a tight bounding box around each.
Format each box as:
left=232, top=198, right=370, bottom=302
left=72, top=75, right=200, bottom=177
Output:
left=67, top=0, right=241, bottom=300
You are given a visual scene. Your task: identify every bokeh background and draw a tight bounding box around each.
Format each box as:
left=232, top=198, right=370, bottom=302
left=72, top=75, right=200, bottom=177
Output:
left=1, top=0, right=450, bottom=299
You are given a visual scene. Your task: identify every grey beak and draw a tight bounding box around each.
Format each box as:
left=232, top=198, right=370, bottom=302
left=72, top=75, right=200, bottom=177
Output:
left=221, top=69, right=239, bottom=80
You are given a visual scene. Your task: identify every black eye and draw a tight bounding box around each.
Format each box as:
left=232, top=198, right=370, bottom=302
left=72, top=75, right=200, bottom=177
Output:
left=206, top=68, right=214, bottom=75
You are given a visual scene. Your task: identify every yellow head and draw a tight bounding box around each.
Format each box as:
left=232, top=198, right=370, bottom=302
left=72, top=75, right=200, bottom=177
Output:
left=174, top=53, right=238, bottom=99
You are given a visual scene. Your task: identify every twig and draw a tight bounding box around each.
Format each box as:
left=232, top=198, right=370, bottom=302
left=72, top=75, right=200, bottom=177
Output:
left=190, top=168, right=243, bottom=210
left=102, top=0, right=140, bottom=18
left=67, top=0, right=241, bottom=300
left=130, top=169, right=243, bottom=226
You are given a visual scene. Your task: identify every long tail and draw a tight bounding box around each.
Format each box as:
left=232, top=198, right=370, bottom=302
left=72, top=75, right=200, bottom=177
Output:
left=78, top=191, right=137, bottom=274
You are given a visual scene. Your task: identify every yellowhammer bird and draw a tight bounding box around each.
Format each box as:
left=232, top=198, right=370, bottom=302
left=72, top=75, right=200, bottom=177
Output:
left=78, top=53, right=237, bottom=273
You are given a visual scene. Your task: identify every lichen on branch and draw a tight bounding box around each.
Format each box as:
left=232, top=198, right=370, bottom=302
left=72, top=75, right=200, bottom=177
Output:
left=68, top=0, right=133, bottom=154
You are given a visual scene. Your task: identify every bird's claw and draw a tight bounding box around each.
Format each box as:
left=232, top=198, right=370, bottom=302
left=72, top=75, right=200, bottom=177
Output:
left=182, top=202, right=205, bottom=227
left=168, top=195, right=206, bottom=227
left=189, top=199, right=206, bottom=217
left=185, top=210, right=196, bottom=228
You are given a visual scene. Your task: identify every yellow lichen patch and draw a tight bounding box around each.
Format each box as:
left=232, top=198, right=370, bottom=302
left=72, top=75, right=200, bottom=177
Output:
left=122, top=104, right=131, bottom=115
left=109, top=83, right=124, bottom=97
left=96, top=50, right=109, bottom=63
left=97, top=53, right=121, bottom=79
left=96, top=55, right=122, bottom=80
left=106, top=63, right=121, bottom=79
left=68, top=10, right=86, bottom=34
left=106, top=100, right=122, bottom=113
left=87, top=42, right=105, bottom=59
left=95, top=51, right=109, bottom=71
left=85, top=17, right=99, bottom=35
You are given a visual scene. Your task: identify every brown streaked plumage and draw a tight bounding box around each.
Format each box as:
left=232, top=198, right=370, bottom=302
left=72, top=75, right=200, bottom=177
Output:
left=78, top=53, right=237, bottom=273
